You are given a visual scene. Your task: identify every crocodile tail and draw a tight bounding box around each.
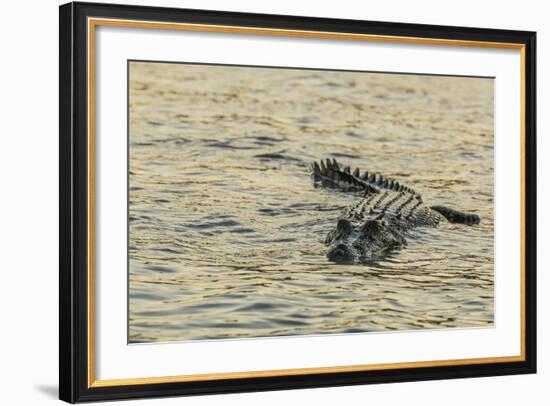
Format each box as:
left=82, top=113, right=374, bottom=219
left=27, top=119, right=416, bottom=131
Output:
left=312, top=158, right=379, bottom=194
left=431, top=205, right=481, bottom=225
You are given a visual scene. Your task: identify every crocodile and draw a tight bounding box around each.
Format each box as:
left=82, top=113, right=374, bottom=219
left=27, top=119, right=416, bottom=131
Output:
left=312, top=158, right=480, bottom=263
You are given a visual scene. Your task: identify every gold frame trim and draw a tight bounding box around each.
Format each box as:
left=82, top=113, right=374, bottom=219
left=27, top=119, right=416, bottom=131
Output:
left=87, top=17, right=527, bottom=388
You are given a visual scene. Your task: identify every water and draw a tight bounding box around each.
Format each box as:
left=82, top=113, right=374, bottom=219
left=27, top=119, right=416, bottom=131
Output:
left=128, top=61, right=494, bottom=343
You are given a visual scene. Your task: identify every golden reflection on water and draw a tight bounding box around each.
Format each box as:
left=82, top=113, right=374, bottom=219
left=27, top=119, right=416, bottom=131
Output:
left=128, top=61, right=494, bottom=343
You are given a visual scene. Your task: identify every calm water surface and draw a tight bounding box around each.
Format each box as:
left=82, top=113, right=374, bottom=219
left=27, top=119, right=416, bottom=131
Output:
left=129, top=62, right=494, bottom=343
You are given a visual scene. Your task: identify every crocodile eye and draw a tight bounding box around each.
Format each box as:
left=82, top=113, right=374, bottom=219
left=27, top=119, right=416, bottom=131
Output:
left=361, top=219, right=382, bottom=234
left=336, top=219, right=352, bottom=236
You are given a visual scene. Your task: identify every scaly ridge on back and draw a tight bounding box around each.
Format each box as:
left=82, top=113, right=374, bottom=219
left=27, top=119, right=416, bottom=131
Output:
left=312, top=158, right=379, bottom=194
left=359, top=169, right=418, bottom=196
left=311, top=158, right=419, bottom=197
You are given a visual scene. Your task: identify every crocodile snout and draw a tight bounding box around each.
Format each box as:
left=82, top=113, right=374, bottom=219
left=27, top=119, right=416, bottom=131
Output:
left=327, top=244, right=355, bottom=263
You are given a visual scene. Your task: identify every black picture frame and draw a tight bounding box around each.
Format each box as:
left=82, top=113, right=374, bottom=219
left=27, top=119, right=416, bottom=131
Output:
left=59, top=1, right=537, bottom=403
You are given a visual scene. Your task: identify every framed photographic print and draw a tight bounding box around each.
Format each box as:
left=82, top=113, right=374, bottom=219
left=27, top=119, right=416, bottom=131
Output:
left=59, top=1, right=537, bottom=403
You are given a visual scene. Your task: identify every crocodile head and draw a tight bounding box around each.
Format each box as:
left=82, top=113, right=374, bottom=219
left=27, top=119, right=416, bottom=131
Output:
left=325, top=218, right=406, bottom=263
